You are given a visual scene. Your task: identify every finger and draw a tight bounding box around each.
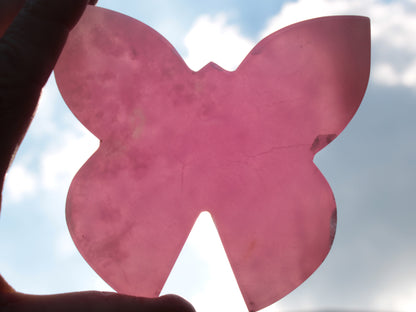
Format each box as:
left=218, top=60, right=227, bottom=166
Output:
left=2, top=292, right=196, bottom=312
left=153, top=295, right=196, bottom=312
left=0, top=0, right=95, bottom=188
left=0, top=274, right=15, bottom=294
left=0, top=0, right=96, bottom=87
left=0, top=0, right=25, bottom=37
left=0, top=0, right=98, bottom=37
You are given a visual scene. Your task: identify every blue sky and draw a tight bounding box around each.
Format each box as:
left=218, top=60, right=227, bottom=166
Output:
left=1, top=0, right=416, bottom=311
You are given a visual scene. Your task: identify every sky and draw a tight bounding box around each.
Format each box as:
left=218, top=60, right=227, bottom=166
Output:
left=0, top=0, right=415, bottom=311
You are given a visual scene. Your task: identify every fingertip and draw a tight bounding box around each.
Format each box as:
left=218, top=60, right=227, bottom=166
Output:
left=23, top=0, right=91, bottom=29
left=83, top=292, right=196, bottom=312
left=0, top=275, right=15, bottom=294
left=0, top=0, right=25, bottom=37
left=0, top=0, right=96, bottom=87
left=156, top=294, right=196, bottom=312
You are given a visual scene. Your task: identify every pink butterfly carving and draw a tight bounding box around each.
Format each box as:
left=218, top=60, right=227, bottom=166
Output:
left=55, top=6, right=370, bottom=311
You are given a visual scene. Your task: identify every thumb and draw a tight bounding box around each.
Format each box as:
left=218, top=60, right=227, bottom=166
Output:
left=1, top=292, right=196, bottom=312
left=0, top=0, right=96, bottom=87
left=0, top=0, right=25, bottom=37
left=153, top=295, right=196, bottom=312
left=0, top=0, right=96, bottom=181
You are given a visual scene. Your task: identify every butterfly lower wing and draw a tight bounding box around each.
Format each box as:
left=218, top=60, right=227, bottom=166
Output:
left=211, top=151, right=336, bottom=311
left=66, top=145, right=198, bottom=296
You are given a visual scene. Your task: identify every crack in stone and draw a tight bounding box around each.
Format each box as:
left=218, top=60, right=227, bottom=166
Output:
left=244, top=143, right=309, bottom=158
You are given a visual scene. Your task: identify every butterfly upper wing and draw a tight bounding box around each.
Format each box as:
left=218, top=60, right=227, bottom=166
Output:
left=55, top=6, right=192, bottom=141
left=236, top=15, right=370, bottom=152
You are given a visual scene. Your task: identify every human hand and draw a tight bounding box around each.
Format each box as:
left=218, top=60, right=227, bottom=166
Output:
left=0, top=1, right=195, bottom=311
left=0, top=0, right=99, bottom=178
left=1, top=290, right=195, bottom=312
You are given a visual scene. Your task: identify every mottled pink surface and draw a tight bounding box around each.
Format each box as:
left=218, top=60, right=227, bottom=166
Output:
left=55, top=6, right=370, bottom=311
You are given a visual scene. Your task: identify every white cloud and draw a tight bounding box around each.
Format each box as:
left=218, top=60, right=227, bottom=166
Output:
left=403, top=60, right=416, bottom=87
left=373, top=62, right=402, bottom=86
left=373, top=59, right=416, bottom=88
left=187, top=213, right=247, bottom=312
left=40, top=128, right=99, bottom=191
left=92, top=276, right=114, bottom=292
left=260, top=0, right=416, bottom=88
left=3, top=164, right=37, bottom=202
left=31, top=75, right=62, bottom=136
left=186, top=212, right=224, bottom=261
left=162, top=212, right=248, bottom=312
left=184, top=1, right=416, bottom=88
left=55, top=229, right=78, bottom=259
left=260, top=0, right=368, bottom=38
left=184, top=13, right=255, bottom=71
left=375, top=284, right=416, bottom=312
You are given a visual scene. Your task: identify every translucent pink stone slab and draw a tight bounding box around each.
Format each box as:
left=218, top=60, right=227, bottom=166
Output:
left=55, top=6, right=370, bottom=311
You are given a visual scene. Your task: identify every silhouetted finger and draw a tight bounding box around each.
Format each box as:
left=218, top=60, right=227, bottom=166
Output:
left=1, top=291, right=196, bottom=312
